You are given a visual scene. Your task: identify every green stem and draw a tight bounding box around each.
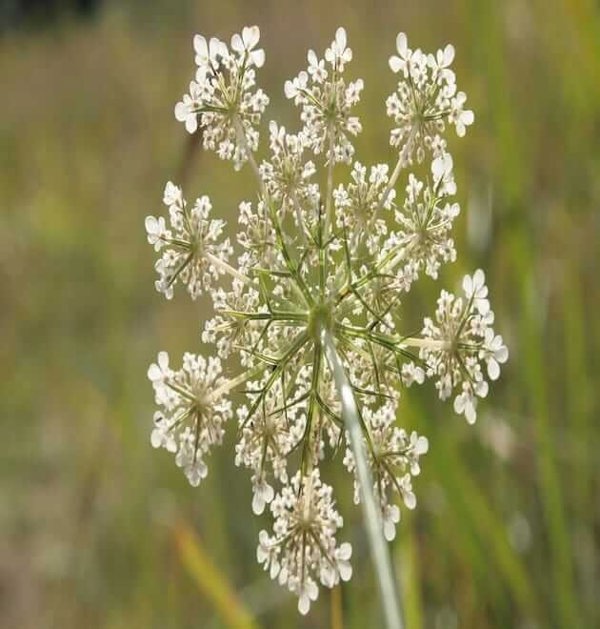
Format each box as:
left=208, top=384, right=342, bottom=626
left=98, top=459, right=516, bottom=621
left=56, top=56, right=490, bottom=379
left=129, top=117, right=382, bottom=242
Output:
left=373, top=127, right=415, bottom=215
left=210, top=364, right=265, bottom=400
left=341, top=323, right=449, bottom=353
left=234, top=117, right=264, bottom=194
left=320, top=327, right=403, bottom=629
left=234, top=115, right=314, bottom=308
left=220, top=307, right=307, bottom=320
left=205, top=252, right=253, bottom=286
left=324, top=122, right=336, bottom=238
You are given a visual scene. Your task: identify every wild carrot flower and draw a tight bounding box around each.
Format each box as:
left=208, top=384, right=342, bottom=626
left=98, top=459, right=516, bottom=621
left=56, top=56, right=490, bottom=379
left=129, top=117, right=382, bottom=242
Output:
left=145, top=181, right=234, bottom=299
left=175, top=25, right=269, bottom=168
left=386, top=33, right=474, bottom=164
left=256, top=469, right=352, bottom=613
left=148, top=351, right=233, bottom=486
left=145, top=25, right=506, bottom=616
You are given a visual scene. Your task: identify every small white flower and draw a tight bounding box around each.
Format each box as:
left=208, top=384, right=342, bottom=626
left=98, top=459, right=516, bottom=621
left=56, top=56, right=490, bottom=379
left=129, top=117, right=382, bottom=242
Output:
left=383, top=503, right=401, bottom=541
left=150, top=411, right=177, bottom=452
left=412, top=433, right=429, bottom=457
left=194, top=35, right=227, bottom=67
left=454, top=390, right=477, bottom=425
left=334, top=542, right=353, bottom=581
left=251, top=478, right=275, bottom=515
left=163, top=181, right=183, bottom=207
left=284, top=70, right=308, bottom=100
left=401, top=363, right=425, bottom=386
left=297, top=579, right=319, bottom=615
left=174, top=81, right=203, bottom=134
left=145, top=215, right=168, bottom=251
left=463, top=268, right=490, bottom=315
left=428, top=43, right=455, bottom=84
left=307, top=49, right=327, bottom=82
left=325, top=27, right=352, bottom=69
left=147, top=350, right=170, bottom=383
left=482, top=328, right=509, bottom=381
left=388, top=32, right=411, bottom=74
left=450, top=91, right=474, bottom=137
left=432, top=153, right=457, bottom=196
left=231, top=25, right=265, bottom=68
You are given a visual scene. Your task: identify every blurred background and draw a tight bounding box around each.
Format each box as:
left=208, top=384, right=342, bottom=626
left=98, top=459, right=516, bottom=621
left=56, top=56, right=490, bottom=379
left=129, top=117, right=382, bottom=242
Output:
left=1, top=0, right=599, bottom=627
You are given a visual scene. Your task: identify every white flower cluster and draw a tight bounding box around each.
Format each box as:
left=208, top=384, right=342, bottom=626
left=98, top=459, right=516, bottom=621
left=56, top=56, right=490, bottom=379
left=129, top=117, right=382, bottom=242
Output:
left=235, top=380, right=305, bottom=516
left=257, top=470, right=352, bottom=614
left=416, top=269, right=509, bottom=423
left=386, top=33, right=474, bottom=164
left=259, top=121, right=318, bottom=216
left=148, top=351, right=232, bottom=486
left=285, top=27, right=364, bottom=163
left=145, top=26, right=506, bottom=615
left=379, top=153, right=460, bottom=292
left=145, top=182, right=233, bottom=300
left=175, top=26, right=269, bottom=169
left=333, top=162, right=395, bottom=254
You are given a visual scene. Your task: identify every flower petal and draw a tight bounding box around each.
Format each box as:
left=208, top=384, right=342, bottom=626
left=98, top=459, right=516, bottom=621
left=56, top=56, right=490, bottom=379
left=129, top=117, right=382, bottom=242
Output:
left=389, top=55, right=402, bottom=73
left=243, top=25, right=260, bottom=49
left=396, top=32, right=407, bottom=56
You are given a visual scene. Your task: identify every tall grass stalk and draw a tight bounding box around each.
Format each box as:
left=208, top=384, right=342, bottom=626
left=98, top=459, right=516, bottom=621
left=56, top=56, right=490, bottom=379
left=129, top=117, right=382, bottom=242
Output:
left=513, top=235, right=579, bottom=628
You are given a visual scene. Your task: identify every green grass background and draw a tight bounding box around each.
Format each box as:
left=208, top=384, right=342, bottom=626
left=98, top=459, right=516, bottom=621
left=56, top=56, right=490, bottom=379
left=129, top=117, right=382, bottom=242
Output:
left=1, top=1, right=599, bottom=627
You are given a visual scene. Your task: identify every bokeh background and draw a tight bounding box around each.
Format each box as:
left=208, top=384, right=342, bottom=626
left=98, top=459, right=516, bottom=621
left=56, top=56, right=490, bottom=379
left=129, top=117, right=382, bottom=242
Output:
left=2, top=1, right=599, bottom=627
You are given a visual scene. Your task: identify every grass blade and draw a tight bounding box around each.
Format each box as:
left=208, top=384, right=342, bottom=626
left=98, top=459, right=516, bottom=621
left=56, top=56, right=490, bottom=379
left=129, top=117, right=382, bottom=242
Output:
left=173, top=519, right=260, bottom=629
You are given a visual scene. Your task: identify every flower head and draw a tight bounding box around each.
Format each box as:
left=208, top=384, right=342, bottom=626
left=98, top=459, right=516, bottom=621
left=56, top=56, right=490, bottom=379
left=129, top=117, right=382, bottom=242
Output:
left=148, top=351, right=233, bottom=485
left=146, top=182, right=233, bottom=299
left=334, top=162, right=394, bottom=255
left=235, top=380, right=305, bottom=514
left=343, top=401, right=428, bottom=540
left=146, top=26, right=505, bottom=615
left=257, top=470, right=352, bottom=614
left=386, top=33, right=474, bottom=164
left=258, top=121, right=317, bottom=213
left=413, top=270, right=508, bottom=423
left=175, top=26, right=269, bottom=169
left=285, top=27, right=363, bottom=163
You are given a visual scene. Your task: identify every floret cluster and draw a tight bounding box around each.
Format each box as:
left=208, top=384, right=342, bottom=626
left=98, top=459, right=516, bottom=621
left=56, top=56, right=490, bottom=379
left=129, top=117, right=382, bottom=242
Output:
left=145, top=26, right=507, bottom=613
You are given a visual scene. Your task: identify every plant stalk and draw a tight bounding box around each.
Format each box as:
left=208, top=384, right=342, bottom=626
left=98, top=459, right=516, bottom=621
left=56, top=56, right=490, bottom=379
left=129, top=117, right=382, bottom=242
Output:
left=320, top=327, right=403, bottom=629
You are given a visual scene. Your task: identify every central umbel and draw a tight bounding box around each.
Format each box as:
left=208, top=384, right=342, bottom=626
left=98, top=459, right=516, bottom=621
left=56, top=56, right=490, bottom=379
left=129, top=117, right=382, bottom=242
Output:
left=307, top=301, right=335, bottom=343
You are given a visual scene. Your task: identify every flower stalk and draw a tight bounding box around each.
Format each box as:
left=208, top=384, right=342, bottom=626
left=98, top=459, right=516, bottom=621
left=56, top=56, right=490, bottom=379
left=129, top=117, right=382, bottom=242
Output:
left=320, top=327, right=404, bottom=629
